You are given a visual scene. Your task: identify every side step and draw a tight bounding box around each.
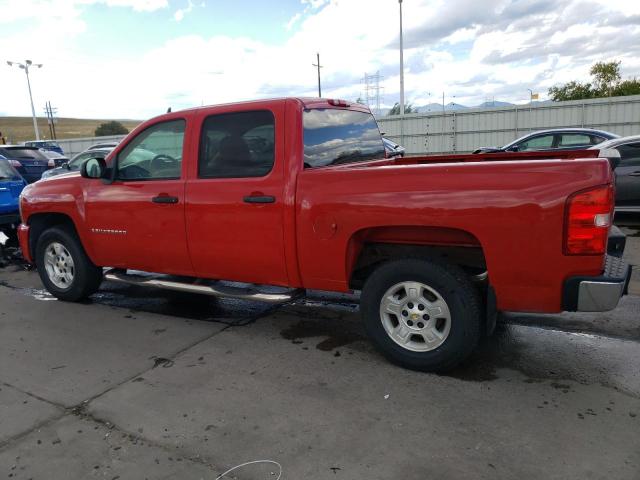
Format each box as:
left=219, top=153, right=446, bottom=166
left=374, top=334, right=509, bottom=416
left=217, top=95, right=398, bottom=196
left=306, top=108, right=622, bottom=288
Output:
left=104, top=269, right=305, bottom=304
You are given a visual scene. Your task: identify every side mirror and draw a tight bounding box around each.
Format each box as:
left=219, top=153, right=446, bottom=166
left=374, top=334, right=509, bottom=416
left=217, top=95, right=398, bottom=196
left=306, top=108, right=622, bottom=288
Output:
left=507, top=145, right=520, bottom=152
left=80, top=157, right=106, bottom=179
left=61, top=161, right=70, bottom=170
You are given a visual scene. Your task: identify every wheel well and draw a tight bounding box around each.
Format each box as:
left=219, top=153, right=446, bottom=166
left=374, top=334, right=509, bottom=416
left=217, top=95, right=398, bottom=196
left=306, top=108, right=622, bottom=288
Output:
left=27, top=213, right=77, bottom=260
left=349, top=242, right=487, bottom=290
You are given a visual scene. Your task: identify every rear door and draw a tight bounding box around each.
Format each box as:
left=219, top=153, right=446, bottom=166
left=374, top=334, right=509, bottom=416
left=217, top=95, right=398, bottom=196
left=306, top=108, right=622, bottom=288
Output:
left=184, top=104, right=289, bottom=286
left=615, top=142, right=640, bottom=209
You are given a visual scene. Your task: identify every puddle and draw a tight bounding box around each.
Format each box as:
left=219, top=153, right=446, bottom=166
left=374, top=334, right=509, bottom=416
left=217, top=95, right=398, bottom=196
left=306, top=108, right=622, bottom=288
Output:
left=280, top=317, right=364, bottom=351
left=445, top=323, right=640, bottom=396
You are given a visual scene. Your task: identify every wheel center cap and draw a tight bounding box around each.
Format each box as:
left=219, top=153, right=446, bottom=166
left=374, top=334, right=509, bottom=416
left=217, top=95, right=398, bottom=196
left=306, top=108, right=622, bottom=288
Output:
left=410, top=313, right=420, bottom=321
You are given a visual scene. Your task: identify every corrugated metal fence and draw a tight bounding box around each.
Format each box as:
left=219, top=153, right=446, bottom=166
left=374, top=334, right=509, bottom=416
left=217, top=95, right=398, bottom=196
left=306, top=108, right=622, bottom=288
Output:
left=57, top=134, right=126, bottom=157
left=376, top=94, right=640, bottom=155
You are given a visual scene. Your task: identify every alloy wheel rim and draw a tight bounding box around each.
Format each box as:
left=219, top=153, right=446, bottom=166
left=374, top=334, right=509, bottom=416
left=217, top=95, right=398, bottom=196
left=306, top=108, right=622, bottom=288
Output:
left=44, top=242, right=75, bottom=290
left=379, top=281, right=452, bottom=352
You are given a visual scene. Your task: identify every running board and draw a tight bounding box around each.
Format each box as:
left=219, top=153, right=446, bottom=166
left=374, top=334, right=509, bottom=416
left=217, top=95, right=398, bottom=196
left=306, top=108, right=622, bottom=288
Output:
left=103, top=269, right=305, bottom=304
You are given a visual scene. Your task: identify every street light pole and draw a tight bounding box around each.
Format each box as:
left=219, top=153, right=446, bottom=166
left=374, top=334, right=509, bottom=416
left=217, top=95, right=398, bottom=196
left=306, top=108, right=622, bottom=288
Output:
left=399, top=0, right=405, bottom=117
left=7, top=60, right=43, bottom=140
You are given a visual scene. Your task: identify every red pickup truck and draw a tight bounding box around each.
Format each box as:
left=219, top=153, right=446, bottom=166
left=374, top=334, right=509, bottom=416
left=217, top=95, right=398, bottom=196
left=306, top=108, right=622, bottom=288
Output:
left=17, top=98, right=631, bottom=372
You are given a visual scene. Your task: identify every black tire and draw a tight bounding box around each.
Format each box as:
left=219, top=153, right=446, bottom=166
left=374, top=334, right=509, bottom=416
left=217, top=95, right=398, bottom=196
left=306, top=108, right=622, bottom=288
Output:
left=361, top=258, right=481, bottom=372
left=35, top=226, right=103, bottom=301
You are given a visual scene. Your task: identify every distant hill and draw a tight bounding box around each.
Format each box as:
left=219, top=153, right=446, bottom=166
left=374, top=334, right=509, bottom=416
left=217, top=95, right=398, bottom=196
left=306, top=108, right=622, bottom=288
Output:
left=379, top=100, right=519, bottom=116
left=0, top=117, right=142, bottom=144
left=476, top=100, right=514, bottom=108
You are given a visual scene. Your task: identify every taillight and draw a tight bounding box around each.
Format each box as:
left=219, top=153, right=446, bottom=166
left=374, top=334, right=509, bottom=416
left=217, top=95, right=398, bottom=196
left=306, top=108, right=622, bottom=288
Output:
left=8, top=159, right=21, bottom=167
left=564, top=184, right=613, bottom=255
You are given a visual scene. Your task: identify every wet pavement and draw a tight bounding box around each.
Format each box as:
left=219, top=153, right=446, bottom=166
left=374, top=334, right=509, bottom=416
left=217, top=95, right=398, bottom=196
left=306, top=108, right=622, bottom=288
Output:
left=0, top=222, right=638, bottom=479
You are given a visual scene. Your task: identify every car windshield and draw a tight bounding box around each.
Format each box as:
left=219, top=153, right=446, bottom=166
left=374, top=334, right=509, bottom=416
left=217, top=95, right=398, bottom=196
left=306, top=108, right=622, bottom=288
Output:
left=0, top=160, right=20, bottom=179
left=1, top=148, right=49, bottom=160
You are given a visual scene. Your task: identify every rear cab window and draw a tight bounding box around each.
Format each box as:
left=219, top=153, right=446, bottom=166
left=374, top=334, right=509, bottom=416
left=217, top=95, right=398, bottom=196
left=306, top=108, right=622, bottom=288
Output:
left=303, top=109, right=385, bottom=168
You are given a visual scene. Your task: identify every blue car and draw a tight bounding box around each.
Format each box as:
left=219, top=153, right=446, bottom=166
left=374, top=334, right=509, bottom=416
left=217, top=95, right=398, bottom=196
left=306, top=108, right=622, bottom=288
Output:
left=0, top=157, right=27, bottom=228
left=0, top=146, right=53, bottom=183
left=24, top=140, right=64, bottom=155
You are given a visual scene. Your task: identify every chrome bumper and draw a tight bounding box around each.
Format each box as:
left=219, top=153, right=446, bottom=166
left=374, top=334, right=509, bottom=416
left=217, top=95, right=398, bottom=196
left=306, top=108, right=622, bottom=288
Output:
left=563, top=255, right=631, bottom=312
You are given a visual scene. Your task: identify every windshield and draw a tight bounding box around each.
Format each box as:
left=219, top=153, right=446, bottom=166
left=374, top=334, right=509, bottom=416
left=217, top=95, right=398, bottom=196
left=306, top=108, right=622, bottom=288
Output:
left=303, top=109, right=385, bottom=168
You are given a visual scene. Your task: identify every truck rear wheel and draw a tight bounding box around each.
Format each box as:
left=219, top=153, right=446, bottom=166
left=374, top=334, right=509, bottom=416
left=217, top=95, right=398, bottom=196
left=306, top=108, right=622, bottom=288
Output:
left=361, top=259, right=481, bottom=372
left=35, top=226, right=103, bottom=301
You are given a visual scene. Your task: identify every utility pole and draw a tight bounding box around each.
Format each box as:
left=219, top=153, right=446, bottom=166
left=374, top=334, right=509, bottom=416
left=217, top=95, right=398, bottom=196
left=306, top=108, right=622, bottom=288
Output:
left=44, top=101, right=58, bottom=140
left=7, top=60, right=43, bottom=140
left=313, top=53, right=322, bottom=97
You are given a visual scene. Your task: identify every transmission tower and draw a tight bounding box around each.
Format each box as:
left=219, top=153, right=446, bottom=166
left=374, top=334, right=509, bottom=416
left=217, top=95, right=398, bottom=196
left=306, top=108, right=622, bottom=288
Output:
left=363, top=71, right=383, bottom=115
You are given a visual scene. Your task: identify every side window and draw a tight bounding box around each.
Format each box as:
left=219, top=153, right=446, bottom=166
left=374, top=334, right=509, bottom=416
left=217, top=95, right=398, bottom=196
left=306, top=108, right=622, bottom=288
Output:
left=558, top=134, right=591, bottom=147
left=199, top=110, right=275, bottom=179
left=590, top=135, right=606, bottom=145
left=518, top=135, right=554, bottom=151
left=117, top=119, right=185, bottom=181
left=617, top=143, right=640, bottom=167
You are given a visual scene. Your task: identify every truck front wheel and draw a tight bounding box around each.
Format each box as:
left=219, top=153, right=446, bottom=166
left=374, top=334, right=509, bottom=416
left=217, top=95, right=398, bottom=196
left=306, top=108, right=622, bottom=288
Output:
left=361, top=259, right=481, bottom=372
left=35, top=226, right=103, bottom=301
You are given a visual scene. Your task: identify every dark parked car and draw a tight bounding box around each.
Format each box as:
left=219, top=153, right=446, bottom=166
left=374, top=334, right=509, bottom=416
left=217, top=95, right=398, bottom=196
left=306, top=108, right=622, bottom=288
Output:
left=0, top=146, right=53, bottom=183
left=24, top=140, right=64, bottom=155
left=473, top=128, right=619, bottom=154
left=41, top=147, right=114, bottom=179
left=0, top=158, right=27, bottom=227
left=39, top=149, right=69, bottom=168
left=589, top=135, right=640, bottom=213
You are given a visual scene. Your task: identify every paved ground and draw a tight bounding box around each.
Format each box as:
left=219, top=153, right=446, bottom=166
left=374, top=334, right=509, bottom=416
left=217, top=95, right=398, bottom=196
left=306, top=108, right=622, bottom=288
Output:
left=0, top=222, right=639, bottom=479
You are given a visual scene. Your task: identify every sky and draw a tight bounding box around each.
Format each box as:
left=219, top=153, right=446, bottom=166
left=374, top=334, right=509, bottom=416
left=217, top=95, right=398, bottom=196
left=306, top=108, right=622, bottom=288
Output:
left=1, top=0, right=639, bottom=120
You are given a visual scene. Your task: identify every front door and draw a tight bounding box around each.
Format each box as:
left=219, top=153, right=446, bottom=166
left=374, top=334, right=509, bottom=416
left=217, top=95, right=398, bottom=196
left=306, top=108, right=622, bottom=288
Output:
left=84, top=118, right=194, bottom=276
left=185, top=106, right=289, bottom=286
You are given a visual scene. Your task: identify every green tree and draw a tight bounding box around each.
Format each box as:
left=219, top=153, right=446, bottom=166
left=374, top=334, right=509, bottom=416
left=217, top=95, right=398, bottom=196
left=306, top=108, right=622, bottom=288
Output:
left=387, top=102, right=414, bottom=115
left=95, top=121, right=129, bottom=136
left=548, top=81, right=595, bottom=101
left=590, top=60, right=621, bottom=96
left=611, top=78, right=640, bottom=96
left=548, top=60, right=640, bottom=101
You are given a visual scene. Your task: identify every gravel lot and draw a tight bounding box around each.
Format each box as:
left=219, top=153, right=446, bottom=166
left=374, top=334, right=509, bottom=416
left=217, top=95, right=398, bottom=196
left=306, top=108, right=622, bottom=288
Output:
left=0, top=221, right=638, bottom=479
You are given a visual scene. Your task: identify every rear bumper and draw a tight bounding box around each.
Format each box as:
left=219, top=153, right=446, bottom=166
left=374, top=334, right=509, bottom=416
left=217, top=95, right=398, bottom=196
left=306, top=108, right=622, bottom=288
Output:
left=0, top=213, right=20, bottom=226
left=562, top=255, right=631, bottom=312
left=17, top=224, right=32, bottom=263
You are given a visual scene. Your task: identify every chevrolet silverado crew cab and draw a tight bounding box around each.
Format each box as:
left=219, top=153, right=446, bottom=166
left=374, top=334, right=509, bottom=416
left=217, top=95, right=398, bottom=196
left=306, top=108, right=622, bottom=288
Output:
left=17, top=98, right=631, bottom=372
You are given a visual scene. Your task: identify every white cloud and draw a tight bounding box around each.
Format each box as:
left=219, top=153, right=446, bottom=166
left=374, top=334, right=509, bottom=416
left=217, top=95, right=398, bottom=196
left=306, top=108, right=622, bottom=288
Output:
left=173, top=0, right=194, bottom=22
left=286, top=12, right=302, bottom=31
left=1, top=0, right=639, bottom=122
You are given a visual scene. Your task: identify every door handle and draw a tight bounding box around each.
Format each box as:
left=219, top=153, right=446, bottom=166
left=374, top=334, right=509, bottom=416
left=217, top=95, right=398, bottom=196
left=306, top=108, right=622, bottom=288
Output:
left=629, top=171, right=640, bottom=177
left=152, top=195, right=179, bottom=204
left=243, top=195, right=275, bottom=204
